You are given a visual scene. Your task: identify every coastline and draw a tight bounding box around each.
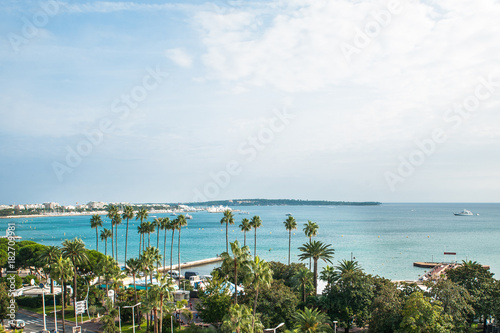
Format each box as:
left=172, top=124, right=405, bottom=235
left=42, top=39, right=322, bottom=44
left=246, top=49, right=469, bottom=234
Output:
left=0, top=211, right=108, bottom=219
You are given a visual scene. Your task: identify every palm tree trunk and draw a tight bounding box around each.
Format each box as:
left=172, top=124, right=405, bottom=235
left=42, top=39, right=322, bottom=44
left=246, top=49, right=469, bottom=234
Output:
left=115, top=224, right=118, bottom=262
left=159, top=297, right=163, bottom=333
left=244, top=232, right=246, bottom=247
left=154, top=308, right=158, bottom=333
left=73, top=265, right=77, bottom=322
left=62, top=280, right=66, bottom=333
left=288, top=230, right=291, bottom=265
left=96, top=228, right=99, bottom=252
left=252, top=288, right=259, bottom=332
left=234, top=259, right=238, bottom=304
left=178, top=228, right=181, bottom=284
left=313, top=259, right=318, bottom=295
left=170, top=230, right=175, bottom=276
left=111, top=227, right=115, bottom=260
left=309, top=236, right=312, bottom=269
left=148, top=232, right=151, bottom=248
left=139, top=234, right=142, bottom=257
left=157, top=227, right=160, bottom=250
left=163, top=229, right=167, bottom=270
left=254, top=229, right=257, bottom=257
left=105, top=239, right=107, bottom=256
left=133, top=275, right=140, bottom=326
left=125, top=218, right=129, bottom=264
left=226, top=222, right=229, bottom=253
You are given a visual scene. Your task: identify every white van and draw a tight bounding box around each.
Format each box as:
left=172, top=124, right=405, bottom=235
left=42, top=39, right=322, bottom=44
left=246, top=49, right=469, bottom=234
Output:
left=167, top=270, right=182, bottom=280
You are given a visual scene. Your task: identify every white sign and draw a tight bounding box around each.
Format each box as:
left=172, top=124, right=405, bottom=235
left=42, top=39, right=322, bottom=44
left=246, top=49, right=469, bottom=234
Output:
left=72, top=326, right=81, bottom=333
left=107, top=290, right=115, bottom=297
left=75, top=300, right=87, bottom=315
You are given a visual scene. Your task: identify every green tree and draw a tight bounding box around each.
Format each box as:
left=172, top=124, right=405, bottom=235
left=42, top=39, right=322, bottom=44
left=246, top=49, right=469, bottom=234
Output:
left=160, top=217, right=171, bottom=269
left=319, top=265, right=338, bottom=289
left=335, top=260, right=362, bottom=275
left=427, top=279, right=474, bottom=332
left=100, top=228, right=112, bottom=256
left=221, top=303, right=263, bottom=333
left=303, top=221, right=319, bottom=269
left=112, top=214, right=122, bottom=261
left=39, top=245, right=61, bottom=294
left=169, top=218, right=177, bottom=278
left=122, top=206, right=135, bottom=264
left=249, top=216, right=262, bottom=257
left=136, top=208, right=149, bottom=253
left=107, top=205, right=119, bottom=260
left=239, top=218, right=252, bottom=247
left=0, top=283, right=12, bottom=327
left=298, top=241, right=334, bottom=295
left=283, top=216, right=297, bottom=265
left=51, top=256, right=74, bottom=333
left=399, top=291, right=452, bottom=333
left=221, top=210, right=235, bottom=253
left=62, top=238, right=88, bottom=321
left=446, top=260, right=496, bottom=329
left=368, top=278, right=404, bottom=333
left=90, top=214, right=103, bottom=252
left=126, top=257, right=142, bottom=324
left=249, top=256, right=272, bottom=331
left=196, top=272, right=232, bottom=329
left=220, top=240, right=251, bottom=304
left=293, top=307, right=331, bottom=333
left=293, top=266, right=314, bottom=303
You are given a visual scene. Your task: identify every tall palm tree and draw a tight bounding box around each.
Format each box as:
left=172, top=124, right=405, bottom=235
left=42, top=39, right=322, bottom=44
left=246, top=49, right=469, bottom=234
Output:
left=249, top=216, right=262, bottom=257
left=336, top=259, right=362, bottom=275
left=39, top=246, right=61, bottom=294
left=100, top=228, right=112, bottom=256
left=153, top=218, right=162, bottom=260
left=175, top=215, right=188, bottom=282
left=122, top=206, right=134, bottom=264
left=90, top=214, right=103, bottom=252
left=169, top=218, right=177, bottom=278
left=283, top=216, right=297, bottom=265
left=112, top=214, right=122, bottom=262
left=62, top=238, right=89, bottom=321
left=220, top=209, right=235, bottom=253
left=136, top=208, right=149, bottom=254
left=137, top=222, right=146, bottom=255
left=320, top=265, right=339, bottom=288
left=160, top=217, right=171, bottom=270
left=293, top=307, right=331, bottom=333
left=126, top=258, right=142, bottom=324
left=107, top=205, right=119, bottom=260
left=298, top=240, right=335, bottom=295
left=220, top=240, right=251, bottom=304
left=157, top=274, right=174, bottom=333
left=293, top=266, right=313, bottom=303
left=51, top=256, right=74, bottom=333
left=146, top=221, right=155, bottom=248
left=303, top=221, right=319, bottom=269
left=249, top=256, right=272, bottom=331
left=239, top=218, right=251, bottom=247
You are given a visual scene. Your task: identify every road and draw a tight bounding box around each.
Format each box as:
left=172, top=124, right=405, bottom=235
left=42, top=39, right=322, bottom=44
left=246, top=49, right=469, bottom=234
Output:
left=7, top=310, right=83, bottom=333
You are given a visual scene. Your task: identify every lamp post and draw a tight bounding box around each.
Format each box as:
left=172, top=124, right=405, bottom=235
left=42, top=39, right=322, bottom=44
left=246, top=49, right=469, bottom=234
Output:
left=40, top=283, right=47, bottom=332
left=333, top=321, right=338, bottom=332
left=266, top=322, right=284, bottom=333
left=53, top=287, right=58, bottom=333
left=123, top=302, right=141, bottom=333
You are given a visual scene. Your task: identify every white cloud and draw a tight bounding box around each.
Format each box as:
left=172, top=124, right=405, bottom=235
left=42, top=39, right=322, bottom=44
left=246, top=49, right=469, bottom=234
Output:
left=164, top=48, right=193, bottom=68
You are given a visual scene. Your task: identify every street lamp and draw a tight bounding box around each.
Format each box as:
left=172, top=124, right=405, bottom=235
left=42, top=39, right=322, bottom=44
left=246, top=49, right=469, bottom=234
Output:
left=123, top=303, right=141, bottom=333
left=333, top=321, right=338, bottom=332
left=266, top=322, right=284, bottom=333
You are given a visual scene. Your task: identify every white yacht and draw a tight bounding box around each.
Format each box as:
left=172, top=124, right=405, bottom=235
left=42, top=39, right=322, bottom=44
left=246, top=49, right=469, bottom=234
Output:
left=454, top=209, right=473, bottom=216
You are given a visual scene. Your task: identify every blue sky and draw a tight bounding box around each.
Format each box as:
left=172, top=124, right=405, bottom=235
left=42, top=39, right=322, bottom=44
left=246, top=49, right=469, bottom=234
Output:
left=1, top=0, right=499, bottom=205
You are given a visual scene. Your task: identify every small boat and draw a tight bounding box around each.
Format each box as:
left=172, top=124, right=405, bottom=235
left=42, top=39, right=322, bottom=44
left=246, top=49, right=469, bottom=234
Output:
left=186, top=214, right=193, bottom=219
left=171, top=212, right=177, bottom=216
left=285, top=213, right=292, bottom=216
left=238, top=211, right=249, bottom=215
left=454, top=209, right=473, bottom=216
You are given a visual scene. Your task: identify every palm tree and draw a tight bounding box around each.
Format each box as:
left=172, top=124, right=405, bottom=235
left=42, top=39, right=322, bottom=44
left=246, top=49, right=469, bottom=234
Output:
left=100, top=228, right=112, bottom=256
left=51, top=256, right=73, bottom=333
left=160, top=217, right=171, bottom=270
left=145, top=221, right=155, bottom=248
left=157, top=273, right=175, bottom=333
left=175, top=215, right=188, bottom=282
left=336, top=259, right=362, bottom=275
left=220, top=240, right=251, bottom=304
left=143, top=246, right=162, bottom=284
left=62, top=238, right=89, bottom=321
left=293, top=266, right=313, bottom=303
left=283, top=215, right=297, bottom=265
left=221, top=303, right=262, bottom=333
left=137, top=222, right=146, bottom=255
left=107, top=205, right=119, bottom=260
left=122, top=206, right=134, bottom=264
left=136, top=208, right=149, bottom=254
left=239, top=218, right=251, bottom=247
left=293, top=307, right=331, bottom=333
left=153, top=218, right=162, bottom=251
left=126, top=258, right=142, bottom=324
left=249, top=216, right=262, bottom=257
left=320, top=265, right=339, bottom=288
left=112, top=214, right=122, bottom=262
left=249, top=256, right=272, bottom=331
left=39, top=246, right=61, bottom=294
left=90, top=214, right=103, bottom=252
left=169, top=218, right=177, bottom=278
left=303, top=221, right=319, bottom=269
left=298, top=240, right=335, bottom=295
left=220, top=209, right=235, bottom=253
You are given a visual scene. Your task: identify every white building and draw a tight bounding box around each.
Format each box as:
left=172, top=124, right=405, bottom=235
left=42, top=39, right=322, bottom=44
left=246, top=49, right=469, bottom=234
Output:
left=14, top=205, right=25, bottom=210
left=88, top=201, right=107, bottom=209
left=43, top=202, right=60, bottom=210
left=63, top=205, right=76, bottom=211
left=76, top=204, right=88, bottom=210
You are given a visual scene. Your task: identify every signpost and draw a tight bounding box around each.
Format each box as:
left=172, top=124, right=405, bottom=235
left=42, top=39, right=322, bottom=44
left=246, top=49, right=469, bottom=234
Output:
left=75, top=300, right=87, bottom=326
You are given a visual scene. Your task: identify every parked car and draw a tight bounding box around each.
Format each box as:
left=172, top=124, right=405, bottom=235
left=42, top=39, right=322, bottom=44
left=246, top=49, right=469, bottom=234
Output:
left=167, top=270, right=182, bottom=280
left=10, top=319, right=25, bottom=329
left=184, top=271, right=199, bottom=280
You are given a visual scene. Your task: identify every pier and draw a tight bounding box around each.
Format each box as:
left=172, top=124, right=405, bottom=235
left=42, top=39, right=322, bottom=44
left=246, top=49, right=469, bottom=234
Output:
left=158, top=257, right=223, bottom=272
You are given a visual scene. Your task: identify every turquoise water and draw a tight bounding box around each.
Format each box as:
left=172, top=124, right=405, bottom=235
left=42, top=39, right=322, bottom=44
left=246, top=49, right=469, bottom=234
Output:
left=4, top=203, right=500, bottom=281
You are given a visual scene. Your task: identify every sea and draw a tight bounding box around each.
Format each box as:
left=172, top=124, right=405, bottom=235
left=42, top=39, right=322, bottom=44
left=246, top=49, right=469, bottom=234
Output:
left=4, top=203, right=500, bottom=282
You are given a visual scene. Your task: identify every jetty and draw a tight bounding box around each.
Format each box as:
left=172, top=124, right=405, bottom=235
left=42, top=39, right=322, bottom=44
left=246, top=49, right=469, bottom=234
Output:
left=159, top=257, right=223, bottom=272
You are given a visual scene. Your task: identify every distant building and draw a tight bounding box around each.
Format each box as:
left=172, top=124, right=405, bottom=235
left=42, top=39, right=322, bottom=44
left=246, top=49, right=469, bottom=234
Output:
left=0, top=205, right=12, bottom=210
left=63, top=205, right=75, bottom=211
left=76, top=204, right=88, bottom=210
left=14, top=205, right=25, bottom=210
left=25, top=204, right=44, bottom=209
left=43, top=202, right=60, bottom=210
left=88, top=201, right=107, bottom=209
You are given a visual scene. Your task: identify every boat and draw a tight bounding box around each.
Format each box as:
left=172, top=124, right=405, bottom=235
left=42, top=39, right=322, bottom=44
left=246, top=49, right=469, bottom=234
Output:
left=171, top=212, right=177, bottom=216
left=285, top=213, right=292, bottom=216
left=186, top=214, right=193, bottom=219
left=454, top=209, right=473, bottom=216
left=238, top=211, right=249, bottom=215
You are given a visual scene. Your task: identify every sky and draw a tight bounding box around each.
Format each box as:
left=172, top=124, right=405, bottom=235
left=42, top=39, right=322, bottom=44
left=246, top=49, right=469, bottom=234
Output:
left=0, top=0, right=499, bottom=205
